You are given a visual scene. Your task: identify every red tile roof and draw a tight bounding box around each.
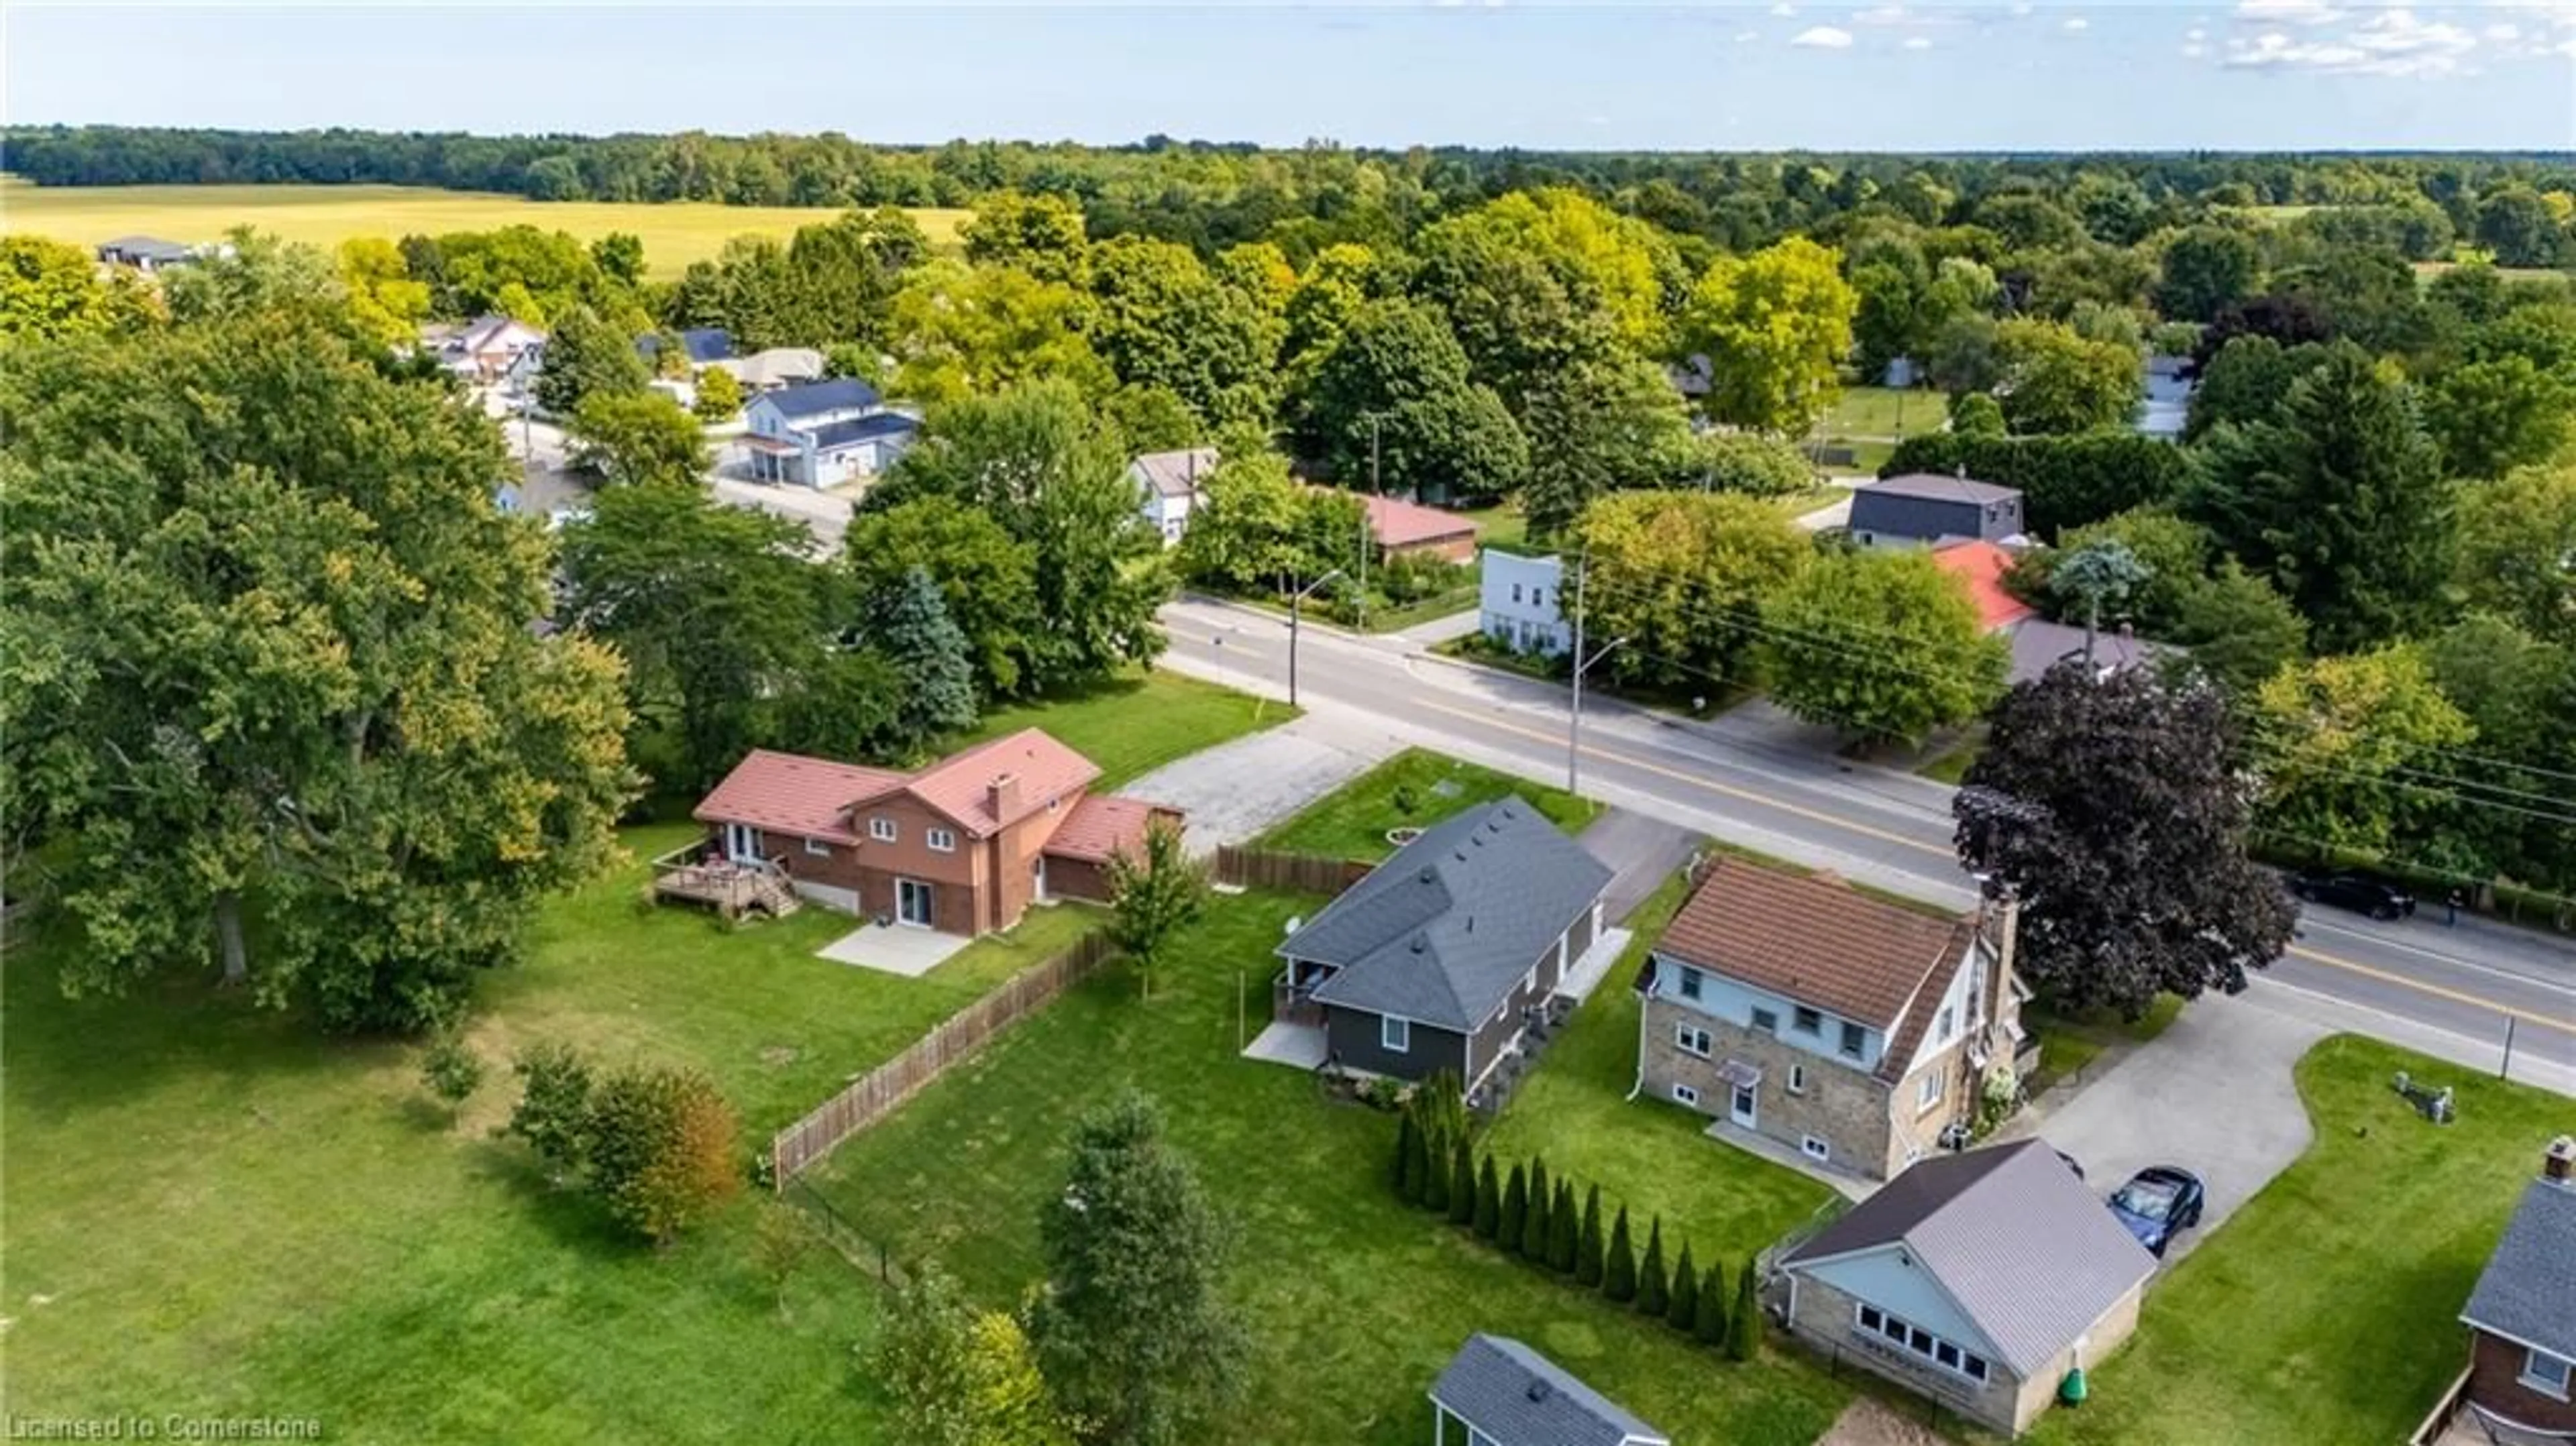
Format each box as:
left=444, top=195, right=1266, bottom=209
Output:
left=1657, top=856, right=1973, bottom=1032
left=1931, top=541, right=2037, bottom=633
left=901, top=728, right=1102, bottom=836
left=1044, top=794, right=1165, bottom=864
left=692, top=750, right=907, bottom=844
left=1358, top=492, right=1480, bottom=549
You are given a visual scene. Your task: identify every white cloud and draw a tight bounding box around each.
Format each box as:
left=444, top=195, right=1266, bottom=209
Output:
left=1853, top=3, right=1908, bottom=23
left=2186, top=26, right=2208, bottom=41
left=1734, top=27, right=1760, bottom=42
left=2234, top=0, right=2343, bottom=24
left=2483, top=21, right=2521, bottom=41
left=2063, top=15, right=2090, bottom=30
left=2008, top=1, right=2034, bottom=13
left=2221, top=10, right=2477, bottom=76
left=1902, top=34, right=1933, bottom=48
left=1792, top=23, right=1856, bottom=46
left=1770, top=1, right=1799, bottom=15
left=2182, top=41, right=2208, bottom=56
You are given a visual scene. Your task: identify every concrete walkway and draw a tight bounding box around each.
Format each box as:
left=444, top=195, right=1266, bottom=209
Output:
left=1554, top=928, right=1636, bottom=1004
left=1120, top=711, right=1405, bottom=858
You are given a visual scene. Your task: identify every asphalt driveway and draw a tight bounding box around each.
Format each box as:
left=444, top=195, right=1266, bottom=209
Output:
left=2008, top=995, right=2327, bottom=1266
left=1121, top=711, right=1402, bottom=858
left=1578, top=808, right=1701, bottom=924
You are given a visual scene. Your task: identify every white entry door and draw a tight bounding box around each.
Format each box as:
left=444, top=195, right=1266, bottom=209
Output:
left=1032, top=856, right=1048, bottom=901
left=1730, top=1082, right=1758, bottom=1129
left=896, top=878, right=935, bottom=928
left=724, top=823, right=762, bottom=863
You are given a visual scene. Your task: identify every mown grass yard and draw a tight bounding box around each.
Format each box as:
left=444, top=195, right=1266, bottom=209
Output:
left=951, top=667, right=1295, bottom=789
left=0, top=178, right=967, bottom=277
left=2029, top=1034, right=2573, bottom=1446
left=803, top=889, right=1856, bottom=1446
left=1254, top=748, right=1601, bottom=862
left=1, top=820, right=1010, bottom=1443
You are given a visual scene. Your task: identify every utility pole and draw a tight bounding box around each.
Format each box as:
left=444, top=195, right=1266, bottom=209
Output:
left=1287, top=567, right=1345, bottom=710
left=1358, top=414, right=1381, bottom=630
left=1565, top=553, right=1627, bottom=794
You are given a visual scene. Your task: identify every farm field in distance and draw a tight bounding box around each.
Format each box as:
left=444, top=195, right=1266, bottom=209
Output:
left=0, top=178, right=967, bottom=275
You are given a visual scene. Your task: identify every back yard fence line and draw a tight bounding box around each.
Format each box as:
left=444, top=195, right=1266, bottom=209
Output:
left=1212, top=844, right=1371, bottom=895
left=769, top=929, right=1116, bottom=1185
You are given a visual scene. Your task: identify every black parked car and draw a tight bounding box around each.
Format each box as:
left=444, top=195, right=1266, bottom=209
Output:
left=2107, top=1166, right=2206, bottom=1257
left=2287, top=870, right=2416, bottom=921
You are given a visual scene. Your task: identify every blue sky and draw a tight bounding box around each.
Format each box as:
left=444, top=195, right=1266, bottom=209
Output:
left=6, top=4, right=2569, bottom=151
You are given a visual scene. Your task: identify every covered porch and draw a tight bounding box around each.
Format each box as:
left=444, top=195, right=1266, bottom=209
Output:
left=740, top=432, right=809, bottom=486
left=1272, top=956, right=1338, bottom=1027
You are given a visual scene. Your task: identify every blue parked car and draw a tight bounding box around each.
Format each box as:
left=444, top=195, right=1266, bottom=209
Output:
left=2107, top=1166, right=2206, bottom=1257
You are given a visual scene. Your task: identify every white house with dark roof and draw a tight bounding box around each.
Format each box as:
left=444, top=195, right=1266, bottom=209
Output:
left=1130, top=447, right=1216, bottom=545
left=1430, top=1335, right=1670, bottom=1446
left=1779, top=1139, right=2157, bottom=1436
left=1259, top=798, right=1613, bottom=1101
left=742, top=378, right=918, bottom=488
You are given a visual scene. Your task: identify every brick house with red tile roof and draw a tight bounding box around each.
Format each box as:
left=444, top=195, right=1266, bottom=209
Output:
left=1634, top=856, right=2031, bottom=1181
left=690, top=728, right=1179, bottom=936
left=1356, top=492, right=1481, bottom=564
left=1930, top=541, right=2039, bottom=633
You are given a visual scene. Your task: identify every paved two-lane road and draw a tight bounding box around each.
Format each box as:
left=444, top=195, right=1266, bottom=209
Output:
left=1157, top=597, right=2576, bottom=1093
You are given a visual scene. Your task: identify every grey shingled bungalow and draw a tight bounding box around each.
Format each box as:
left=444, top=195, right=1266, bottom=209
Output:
left=1429, top=1334, right=1670, bottom=1446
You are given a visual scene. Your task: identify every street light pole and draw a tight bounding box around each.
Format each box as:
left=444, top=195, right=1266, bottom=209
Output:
left=1287, top=567, right=1345, bottom=710
left=1565, top=552, right=1627, bottom=794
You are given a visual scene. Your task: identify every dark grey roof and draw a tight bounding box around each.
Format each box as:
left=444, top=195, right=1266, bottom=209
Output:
left=2006, top=618, right=2169, bottom=685
left=1284, top=798, right=1611, bottom=1033
left=1783, top=1139, right=2157, bottom=1377
left=1430, top=1335, right=1669, bottom=1446
left=810, top=412, right=920, bottom=451
left=639, top=327, right=736, bottom=366
left=2462, top=1178, right=2576, bottom=1361
left=762, top=377, right=881, bottom=420
left=100, top=235, right=193, bottom=260
left=1861, top=473, right=2023, bottom=506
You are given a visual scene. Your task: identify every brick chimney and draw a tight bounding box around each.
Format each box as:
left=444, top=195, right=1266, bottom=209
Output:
left=2548, top=1135, right=2575, bottom=1186
left=987, top=772, right=1020, bottom=822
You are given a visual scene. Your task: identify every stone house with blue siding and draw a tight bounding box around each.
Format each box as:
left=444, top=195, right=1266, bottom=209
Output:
left=1636, top=856, right=2029, bottom=1181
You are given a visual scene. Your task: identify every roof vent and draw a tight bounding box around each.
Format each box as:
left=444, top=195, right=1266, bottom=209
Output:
left=1418, top=867, right=1437, bottom=885
left=1466, top=915, right=1474, bottom=933
left=1526, top=1380, right=1553, bottom=1404
left=1410, top=933, right=1428, bottom=954
left=1454, top=849, right=1468, bottom=863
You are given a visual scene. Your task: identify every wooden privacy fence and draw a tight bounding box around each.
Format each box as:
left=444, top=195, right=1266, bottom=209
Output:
left=770, top=930, right=1115, bottom=1185
left=1213, top=844, right=1368, bottom=896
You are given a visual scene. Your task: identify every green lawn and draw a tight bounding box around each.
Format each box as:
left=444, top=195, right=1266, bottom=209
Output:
left=950, top=667, right=1294, bottom=789
left=1482, top=871, right=1841, bottom=1254
left=2030, top=1034, right=2573, bottom=1446
left=1254, top=748, right=1601, bottom=863
left=3, top=820, right=1022, bottom=1442
left=1820, top=386, right=1945, bottom=442
left=804, top=889, right=1855, bottom=1446
left=1461, top=502, right=1532, bottom=554
left=2019, top=995, right=2182, bottom=1099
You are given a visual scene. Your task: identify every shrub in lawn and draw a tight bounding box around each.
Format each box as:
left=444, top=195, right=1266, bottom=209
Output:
left=1108, top=818, right=1206, bottom=1000
left=1547, top=1181, right=1579, bottom=1274
left=421, top=1031, right=484, bottom=1118
left=1604, top=1207, right=1638, bottom=1304
left=1422, top=1127, right=1452, bottom=1215
left=1392, top=783, right=1419, bottom=816
left=752, top=1203, right=818, bottom=1319
left=1637, top=1217, right=1670, bottom=1318
left=1519, top=1159, right=1551, bottom=1262
left=1667, top=1242, right=1699, bottom=1331
left=1473, top=1158, right=1501, bottom=1239
left=1729, top=1257, right=1762, bottom=1361
left=586, top=1062, right=743, bottom=1246
left=507, top=1041, right=597, bottom=1184
left=1446, top=1138, right=1477, bottom=1227
left=1576, top=1186, right=1605, bottom=1286
left=1695, top=1260, right=1730, bottom=1349
left=1394, top=1111, right=1424, bottom=1203
left=1499, top=1162, right=1529, bottom=1247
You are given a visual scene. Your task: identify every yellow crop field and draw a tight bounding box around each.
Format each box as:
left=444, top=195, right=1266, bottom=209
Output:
left=0, top=179, right=968, bottom=276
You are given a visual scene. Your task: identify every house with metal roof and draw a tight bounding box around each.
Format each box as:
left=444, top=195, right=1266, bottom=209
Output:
left=668, top=729, right=1177, bottom=934
left=1849, top=474, right=2028, bottom=550
left=741, top=377, right=918, bottom=488
left=1130, top=447, right=1217, bottom=546
left=95, top=234, right=204, bottom=271
left=2424, top=1138, right=2576, bottom=1445
left=1778, top=1139, right=2157, bottom=1436
left=1267, top=798, right=1613, bottom=1099
left=1635, top=856, right=2030, bottom=1180
left=1429, top=1334, right=1670, bottom=1446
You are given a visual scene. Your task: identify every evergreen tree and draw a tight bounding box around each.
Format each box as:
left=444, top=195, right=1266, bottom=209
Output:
left=1547, top=1180, right=1579, bottom=1274
left=1667, top=1243, right=1700, bottom=1331
left=1472, top=1158, right=1501, bottom=1240
left=1605, top=1207, right=1638, bottom=1304
left=1519, top=1160, right=1551, bottom=1262
left=1637, top=1218, right=1671, bottom=1318
left=1728, top=1258, right=1762, bottom=1361
left=867, top=564, right=979, bottom=754
left=1499, top=1163, right=1529, bottom=1249
left=1421, top=1125, right=1451, bottom=1215
left=1575, top=1186, right=1605, bottom=1287
left=1446, top=1138, right=1477, bottom=1227
left=1694, top=1261, right=1730, bottom=1349
left=1392, top=1111, right=1420, bottom=1200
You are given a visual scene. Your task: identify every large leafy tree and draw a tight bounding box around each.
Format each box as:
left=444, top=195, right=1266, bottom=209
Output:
left=557, top=483, right=832, bottom=790
left=1177, top=446, right=1364, bottom=595
left=1992, top=318, right=2141, bottom=435
left=1573, top=490, right=1813, bottom=693
left=1678, top=237, right=1858, bottom=438
left=886, top=260, right=1115, bottom=406
left=2251, top=643, right=2476, bottom=863
left=873, top=1263, right=1076, bottom=1446
left=2167, top=562, right=2310, bottom=698
left=2428, top=354, right=2572, bottom=482
left=1291, top=298, right=1529, bottom=504
left=1106, top=820, right=1206, bottom=1000
left=1518, top=357, right=1696, bottom=540
left=2, top=311, right=634, bottom=1030
left=2155, top=226, right=2263, bottom=325
left=2426, top=616, right=2576, bottom=893
left=335, top=237, right=431, bottom=348
left=1030, top=1092, right=1248, bottom=1446
left=1, top=235, right=154, bottom=343
left=2184, top=335, right=2329, bottom=442
left=845, top=496, right=1044, bottom=700
left=1409, top=188, right=1676, bottom=414
left=1759, top=548, right=2008, bottom=748
left=960, top=190, right=1092, bottom=287
left=569, top=390, right=709, bottom=488
left=535, top=301, right=651, bottom=416
left=2188, top=341, right=2455, bottom=653
left=1087, top=235, right=1284, bottom=430
left=2455, top=459, right=2576, bottom=645
left=867, top=380, right=1168, bottom=691
left=1956, top=665, right=2294, bottom=1019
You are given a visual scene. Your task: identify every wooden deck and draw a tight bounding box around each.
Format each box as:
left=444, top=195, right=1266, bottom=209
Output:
left=650, top=846, right=801, bottom=920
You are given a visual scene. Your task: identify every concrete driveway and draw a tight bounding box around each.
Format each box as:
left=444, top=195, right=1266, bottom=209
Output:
left=2008, top=995, right=2327, bottom=1266
left=1119, top=711, right=1403, bottom=858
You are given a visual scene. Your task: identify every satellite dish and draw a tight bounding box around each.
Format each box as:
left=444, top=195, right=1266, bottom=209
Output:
left=1283, top=915, right=1303, bottom=936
